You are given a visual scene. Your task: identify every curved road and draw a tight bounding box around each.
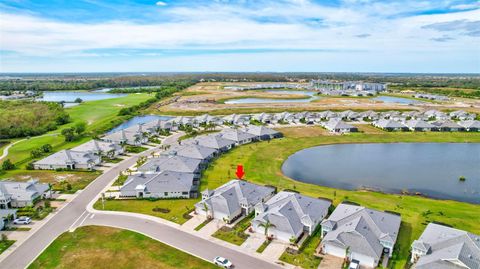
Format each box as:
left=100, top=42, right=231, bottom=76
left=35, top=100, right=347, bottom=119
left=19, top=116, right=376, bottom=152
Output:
left=0, top=133, right=59, bottom=161
left=0, top=132, right=281, bottom=269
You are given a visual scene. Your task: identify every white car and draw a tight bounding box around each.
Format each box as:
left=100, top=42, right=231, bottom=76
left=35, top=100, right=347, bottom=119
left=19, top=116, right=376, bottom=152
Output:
left=213, top=256, right=233, bottom=268
left=349, top=260, right=360, bottom=269
left=13, top=216, right=31, bottom=225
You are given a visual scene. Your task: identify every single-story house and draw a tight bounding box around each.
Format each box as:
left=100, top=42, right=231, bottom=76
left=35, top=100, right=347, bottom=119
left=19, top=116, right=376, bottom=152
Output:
left=195, top=114, right=224, bottom=126
left=184, top=134, right=236, bottom=152
left=405, top=119, right=436, bottom=131
left=359, top=110, right=380, bottom=121
left=102, top=129, right=148, bottom=145
left=220, top=128, right=257, bottom=145
left=410, top=223, right=480, bottom=269
left=163, top=144, right=217, bottom=163
left=431, top=120, right=465, bottom=132
left=243, top=125, right=282, bottom=140
left=72, top=140, right=124, bottom=158
left=137, top=155, right=202, bottom=176
left=223, top=114, right=250, bottom=126
left=195, top=179, right=275, bottom=223
left=34, top=149, right=101, bottom=170
left=0, top=209, right=17, bottom=230
left=252, top=113, right=273, bottom=124
left=252, top=191, right=331, bottom=242
left=320, top=203, right=401, bottom=268
left=459, top=120, right=480, bottom=132
left=449, top=110, right=476, bottom=121
left=373, top=119, right=408, bottom=131
left=0, top=179, right=51, bottom=208
left=324, top=119, right=358, bottom=133
left=423, top=110, right=448, bottom=121
left=142, top=119, right=174, bottom=133
left=119, top=171, right=198, bottom=199
left=274, top=112, right=295, bottom=123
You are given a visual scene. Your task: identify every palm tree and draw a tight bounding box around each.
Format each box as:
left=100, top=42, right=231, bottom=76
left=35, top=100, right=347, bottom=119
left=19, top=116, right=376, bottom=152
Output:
left=259, top=220, right=275, bottom=237
left=134, top=135, right=141, bottom=145
left=202, top=202, right=211, bottom=219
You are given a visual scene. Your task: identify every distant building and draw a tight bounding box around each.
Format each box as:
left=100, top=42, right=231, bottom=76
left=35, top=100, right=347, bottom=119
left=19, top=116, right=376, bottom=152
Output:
left=34, top=149, right=101, bottom=170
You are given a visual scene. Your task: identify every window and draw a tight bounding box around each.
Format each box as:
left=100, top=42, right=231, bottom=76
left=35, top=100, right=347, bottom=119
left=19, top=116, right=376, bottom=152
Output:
left=182, top=192, right=188, bottom=195
left=164, top=192, right=168, bottom=196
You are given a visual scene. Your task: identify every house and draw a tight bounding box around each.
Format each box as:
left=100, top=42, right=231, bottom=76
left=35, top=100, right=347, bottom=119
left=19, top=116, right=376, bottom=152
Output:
left=0, top=209, right=17, bottom=230
left=184, top=134, right=236, bottom=152
left=359, top=110, right=379, bottom=121
left=373, top=119, right=408, bottom=131
left=195, top=114, right=224, bottom=126
left=318, top=111, right=338, bottom=121
left=223, top=114, right=250, bottom=125
left=274, top=112, right=295, bottom=123
left=102, top=129, right=148, bottom=145
left=252, top=113, right=273, bottom=124
left=320, top=203, right=401, bottom=268
left=252, top=191, right=331, bottom=242
left=220, top=128, right=257, bottom=145
left=459, top=120, right=480, bottom=132
left=163, top=144, right=217, bottom=163
left=243, top=125, right=282, bottom=140
left=195, top=179, right=275, bottom=223
left=171, top=116, right=196, bottom=127
left=119, top=171, right=198, bottom=199
left=72, top=140, right=124, bottom=158
left=423, top=110, right=447, bottom=121
left=0, top=179, right=51, bottom=208
left=449, top=110, right=476, bottom=121
left=405, top=119, right=436, bottom=131
left=34, top=149, right=101, bottom=170
left=324, top=119, right=358, bottom=133
left=431, top=120, right=465, bottom=132
left=410, top=223, right=480, bottom=269
left=142, top=119, right=174, bottom=133
left=137, top=155, right=202, bottom=176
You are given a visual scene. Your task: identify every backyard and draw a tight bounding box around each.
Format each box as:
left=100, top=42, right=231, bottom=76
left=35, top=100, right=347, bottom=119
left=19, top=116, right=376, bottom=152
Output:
left=28, top=226, right=217, bottom=269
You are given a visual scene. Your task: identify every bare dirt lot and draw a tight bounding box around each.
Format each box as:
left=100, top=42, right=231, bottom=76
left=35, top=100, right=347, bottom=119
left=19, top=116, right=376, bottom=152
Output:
left=148, top=82, right=480, bottom=115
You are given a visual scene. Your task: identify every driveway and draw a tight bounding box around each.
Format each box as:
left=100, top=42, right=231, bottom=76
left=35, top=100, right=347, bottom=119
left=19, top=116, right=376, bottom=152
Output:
left=260, top=239, right=289, bottom=261
left=196, top=219, right=224, bottom=238
left=318, top=254, right=344, bottom=269
left=241, top=231, right=266, bottom=252
left=181, top=214, right=206, bottom=231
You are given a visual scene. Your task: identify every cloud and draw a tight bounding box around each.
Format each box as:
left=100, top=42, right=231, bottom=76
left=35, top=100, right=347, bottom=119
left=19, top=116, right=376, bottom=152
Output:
left=156, top=1, right=167, bottom=6
left=450, top=2, right=480, bottom=10
left=430, top=35, right=455, bottom=42
left=355, top=33, right=371, bottom=38
left=422, top=19, right=480, bottom=36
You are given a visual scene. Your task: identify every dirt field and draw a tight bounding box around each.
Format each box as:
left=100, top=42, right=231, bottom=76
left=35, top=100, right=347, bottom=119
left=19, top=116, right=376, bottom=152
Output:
left=148, top=82, right=480, bottom=115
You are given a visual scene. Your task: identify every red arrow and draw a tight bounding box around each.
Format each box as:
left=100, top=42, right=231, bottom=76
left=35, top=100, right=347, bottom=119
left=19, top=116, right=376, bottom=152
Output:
left=235, top=164, right=245, bottom=179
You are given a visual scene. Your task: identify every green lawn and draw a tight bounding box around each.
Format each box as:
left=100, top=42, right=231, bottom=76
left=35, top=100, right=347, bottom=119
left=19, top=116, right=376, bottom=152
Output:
left=28, top=226, right=216, bottom=269
left=256, top=239, right=270, bottom=253
left=279, top=227, right=323, bottom=269
left=4, top=93, right=151, bottom=165
left=211, top=213, right=254, bottom=246
left=90, top=128, right=480, bottom=268
left=0, top=240, right=15, bottom=255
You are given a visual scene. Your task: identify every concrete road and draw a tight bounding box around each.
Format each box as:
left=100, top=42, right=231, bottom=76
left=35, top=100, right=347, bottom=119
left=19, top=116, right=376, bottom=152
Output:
left=0, top=132, right=281, bottom=269
left=82, top=214, right=281, bottom=269
left=0, top=133, right=182, bottom=269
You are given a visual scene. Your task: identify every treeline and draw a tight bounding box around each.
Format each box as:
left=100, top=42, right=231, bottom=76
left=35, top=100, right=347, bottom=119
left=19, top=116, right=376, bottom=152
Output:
left=0, top=101, right=70, bottom=138
left=0, top=77, right=198, bottom=92
left=109, top=81, right=194, bottom=93
left=117, top=84, right=191, bottom=116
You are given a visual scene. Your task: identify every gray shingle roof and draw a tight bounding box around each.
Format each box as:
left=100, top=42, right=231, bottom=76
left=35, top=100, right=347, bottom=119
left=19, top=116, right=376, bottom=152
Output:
left=374, top=119, right=407, bottom=129
left=72, top=140, right=122, bottom=154
left=254, top=191, right=331, bottom=236
left=243, top=125, right=280, bottom=137
left=220, top=128, right=256, bottom=143
left=405, top=119, right=436, bottom=129
left=324, top=119, right=357, bottom=131
left=322, top=203, right=401, bottom=260
left=138, top=155, right=201, bottom=174
left=184, top=134, right=235, bottom=150
left=34, top=149, right=100, bottom=166
left=121, top=171, right=196, bottom=194
left=164, top=144, right=217, bottom=160
left=413, top=223, right=480, bottom=269
left=0, top=179, right=49, bottom=202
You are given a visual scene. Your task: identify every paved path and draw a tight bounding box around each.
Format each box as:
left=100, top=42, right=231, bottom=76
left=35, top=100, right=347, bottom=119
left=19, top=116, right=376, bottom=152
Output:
left=0, top=133, right=59, bottom=161
left=0, top=131, right=282, bottom=269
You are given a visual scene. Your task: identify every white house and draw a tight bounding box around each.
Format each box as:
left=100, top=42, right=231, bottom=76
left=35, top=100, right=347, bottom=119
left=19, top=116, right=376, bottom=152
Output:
left=34, top=149, right=101, bottom=170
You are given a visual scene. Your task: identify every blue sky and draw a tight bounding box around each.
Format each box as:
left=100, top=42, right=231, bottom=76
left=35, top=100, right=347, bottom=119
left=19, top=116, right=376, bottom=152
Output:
left=0, top=0, right=479, bottom=73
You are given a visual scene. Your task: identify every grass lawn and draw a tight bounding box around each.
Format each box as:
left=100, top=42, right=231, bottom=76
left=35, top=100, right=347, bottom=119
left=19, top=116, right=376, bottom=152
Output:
left=256, top=239, right=271, bottom=253
left=211, top=213, right=254, bottom=246
left=4, top=93, right=151, bottom=165
left=0, top=240, right=15, bottom=255
left=201, top=130, right=480, bottom=269
left=28, top=226, right=216, bottom=269
left=0, top=170, right=101, bottom=193
left=93, top=198, right=196, bottom=224
left=194, top=218, right=213, bottom=231
left=279, top=228, right=323, bottom=269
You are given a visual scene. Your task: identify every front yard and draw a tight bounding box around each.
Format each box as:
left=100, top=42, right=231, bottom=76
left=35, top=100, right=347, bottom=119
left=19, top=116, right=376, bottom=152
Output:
left=0, top=239, right=15, bottom=255
left=212, top=212, right=254, bottom=246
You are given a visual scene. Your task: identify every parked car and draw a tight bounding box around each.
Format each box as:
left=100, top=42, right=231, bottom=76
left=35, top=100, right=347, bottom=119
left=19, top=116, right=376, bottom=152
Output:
left=349, top=260, right=360, bottom=269
left=213, top=256, right=233, bottom=268
left=13, top=216, right=31, bottom=225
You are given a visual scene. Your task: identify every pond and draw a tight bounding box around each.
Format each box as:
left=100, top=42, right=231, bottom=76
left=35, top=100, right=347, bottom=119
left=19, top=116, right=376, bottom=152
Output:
left=107, top=115, right=173, bottom=133
left=371, top=96, right=422, bottom=105
left=224, top=90, right=319, bottom=104
left=281, top=143, right=480, bottom=204
left=38, top=91, right=127, bottom=103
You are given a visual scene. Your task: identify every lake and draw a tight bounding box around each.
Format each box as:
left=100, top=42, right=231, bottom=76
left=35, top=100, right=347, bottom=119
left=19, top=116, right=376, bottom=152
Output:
left=224, top=90, right=319, bottom=104
left=282, top=143, right=480, bottom=204
left=107, top=115, right=173, bottom=133
left=38, top=91, right=127, bottom=103
left=371, top=96, right=422, bottom=105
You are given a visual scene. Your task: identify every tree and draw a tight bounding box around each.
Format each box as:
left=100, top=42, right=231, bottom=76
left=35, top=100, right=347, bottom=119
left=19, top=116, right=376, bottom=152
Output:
left=41, top=144, right=53, bottom=153
left=1, top=159, right=15, bottom=170
left=61, top=127, right=76, bottom=142
left=74, top=98, right=83, bottom=103
left=30, top=149, right=43, bottom=158
left=74, top=121, right=87, bottom=135
left=259, top=220, right=275, bottom=237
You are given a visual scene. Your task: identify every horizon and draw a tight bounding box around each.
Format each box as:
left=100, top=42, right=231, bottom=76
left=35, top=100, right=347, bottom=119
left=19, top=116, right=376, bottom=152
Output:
left=1, top=0, right=479, bottom=73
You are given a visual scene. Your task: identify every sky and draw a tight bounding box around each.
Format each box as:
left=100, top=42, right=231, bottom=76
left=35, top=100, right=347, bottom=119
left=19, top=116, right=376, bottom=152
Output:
left=0, top=0, right=479, bottom=73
